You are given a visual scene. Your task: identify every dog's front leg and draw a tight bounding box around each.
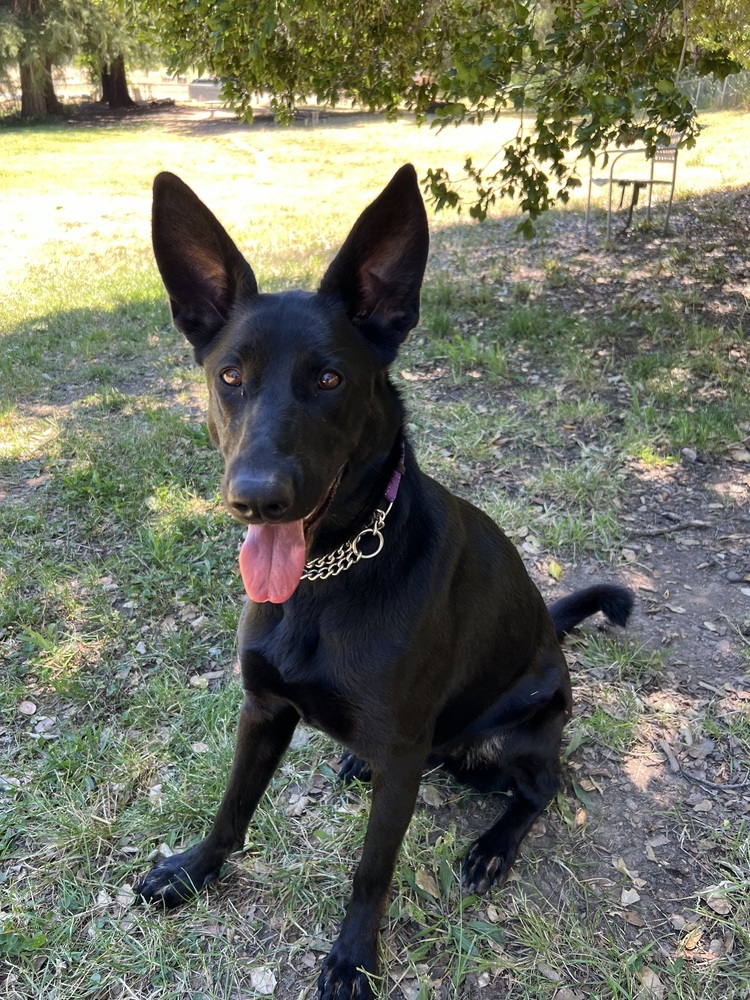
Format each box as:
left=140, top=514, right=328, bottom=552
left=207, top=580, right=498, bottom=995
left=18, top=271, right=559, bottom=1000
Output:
left=137, top=693, right=299, bottom=907
left=318, top=747, right=427, bottom=1000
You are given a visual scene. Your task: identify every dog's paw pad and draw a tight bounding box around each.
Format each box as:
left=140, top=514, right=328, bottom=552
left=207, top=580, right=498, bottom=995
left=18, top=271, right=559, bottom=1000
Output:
left=135, top=848, right=220, bottom=908
left=317, top=943, right=378, bottom=1000
left=317, top=959, right=374, bottom=1000
left=338, top=752, right=372, bottom=784
left=462, top=838, right=513, bottom=895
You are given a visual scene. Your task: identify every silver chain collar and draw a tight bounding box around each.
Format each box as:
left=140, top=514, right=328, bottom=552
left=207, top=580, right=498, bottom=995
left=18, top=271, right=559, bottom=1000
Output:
left=301, top=502, right=393, bottom=582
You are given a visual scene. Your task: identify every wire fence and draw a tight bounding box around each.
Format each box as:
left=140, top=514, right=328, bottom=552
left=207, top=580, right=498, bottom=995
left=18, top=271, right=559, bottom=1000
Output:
left=678, top=71, right=750, bottom=110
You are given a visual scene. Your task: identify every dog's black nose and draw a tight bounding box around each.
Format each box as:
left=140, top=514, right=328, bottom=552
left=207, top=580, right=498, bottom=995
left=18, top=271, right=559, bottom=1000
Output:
left=225, top=473, right=295, bottom=523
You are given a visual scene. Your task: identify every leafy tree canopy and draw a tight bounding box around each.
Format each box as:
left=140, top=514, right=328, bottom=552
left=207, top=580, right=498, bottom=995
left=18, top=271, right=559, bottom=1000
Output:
left=79, top=0, right=158, bottom=82
left=140, top=0, right=746, bottom=226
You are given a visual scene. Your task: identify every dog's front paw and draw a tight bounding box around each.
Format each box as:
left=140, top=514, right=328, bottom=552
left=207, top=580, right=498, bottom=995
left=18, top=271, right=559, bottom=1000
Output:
left=135, top=844, right=223, bottom=908
left=317, top=947, right=377, bottom=1000
left=338, top=752, right=372, bottom=784
left=462, top=834, right=515, bottom=895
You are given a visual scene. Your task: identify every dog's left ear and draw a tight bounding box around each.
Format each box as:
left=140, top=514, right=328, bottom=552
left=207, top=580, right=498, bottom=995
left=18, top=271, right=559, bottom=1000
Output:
left=319, top=164, right=429, bottom=363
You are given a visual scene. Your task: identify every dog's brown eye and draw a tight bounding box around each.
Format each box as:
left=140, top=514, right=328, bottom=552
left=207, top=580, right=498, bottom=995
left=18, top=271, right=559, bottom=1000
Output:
left=318, top=370, right=342, bottom=391
left=220, top=368, right=242, bottom=387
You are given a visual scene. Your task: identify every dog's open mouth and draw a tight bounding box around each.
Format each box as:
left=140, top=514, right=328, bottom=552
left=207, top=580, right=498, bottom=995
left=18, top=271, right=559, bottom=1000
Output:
left=238, top=475, right=341, bottom=604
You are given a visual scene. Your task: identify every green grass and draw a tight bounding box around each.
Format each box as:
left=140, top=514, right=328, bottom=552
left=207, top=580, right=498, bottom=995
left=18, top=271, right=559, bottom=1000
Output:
left=2, top=108, right=749, bottom=999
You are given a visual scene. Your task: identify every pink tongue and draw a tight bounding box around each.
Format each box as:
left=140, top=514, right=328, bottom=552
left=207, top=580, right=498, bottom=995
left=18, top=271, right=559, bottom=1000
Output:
left=239, top=520, right=307, bottom=604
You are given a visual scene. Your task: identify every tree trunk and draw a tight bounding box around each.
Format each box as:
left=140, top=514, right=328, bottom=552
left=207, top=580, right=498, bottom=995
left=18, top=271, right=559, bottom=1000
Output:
left=101, top=67, right=113, bottom=104
left=44, top=57, right=64, bottom=114
left=106, top=55, right=135, bottom=109
left=20, top=59, right=46, bottom=117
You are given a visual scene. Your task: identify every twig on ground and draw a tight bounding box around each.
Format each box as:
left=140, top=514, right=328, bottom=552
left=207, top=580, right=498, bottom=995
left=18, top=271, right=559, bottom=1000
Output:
left=633, top=520, right=713, bottom=537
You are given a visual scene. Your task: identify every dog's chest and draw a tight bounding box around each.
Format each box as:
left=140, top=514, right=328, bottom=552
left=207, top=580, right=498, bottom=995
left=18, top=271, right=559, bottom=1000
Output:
left=240, top=619, right=354, bottom=742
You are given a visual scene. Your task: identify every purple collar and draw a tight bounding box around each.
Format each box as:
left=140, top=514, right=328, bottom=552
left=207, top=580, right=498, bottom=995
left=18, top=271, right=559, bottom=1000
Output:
left=383, top=440, right=406, bottom=505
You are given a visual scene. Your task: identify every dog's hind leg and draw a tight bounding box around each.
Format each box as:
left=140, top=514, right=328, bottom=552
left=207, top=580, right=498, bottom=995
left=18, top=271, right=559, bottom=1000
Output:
left=459, top=700, right=568, bottom=895
left=137, top=694, right=299, bottom=907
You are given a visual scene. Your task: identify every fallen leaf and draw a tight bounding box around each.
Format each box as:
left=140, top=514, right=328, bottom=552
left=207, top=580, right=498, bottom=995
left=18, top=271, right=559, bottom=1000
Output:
left=623, top=911, right=646, bottom=927
left=415, top=870, right=439, bottom=898
left=665, top=604, right=686, bottom=614
left=682, top=927, right=704, bottom=951
left=537, top=963, right=562, bottom=983
left=421, top=785, right=443, bottom=807
left=250, top=967, right=277, bottom=995
left=148, top=786, right=166, bottom=808
left=621, top=888, right=641, bottom=906
left=34, top=716, right=57, bottom=734
left=116, top=885, right=136, bottom=909
left=647, top=835, right=669, bottom=849
left=18, top=701, right=37, bottom=716
left=613, top=858, right=639, bottom=879
left=285, top=794, right=309, bottom=817
left=704, top=892, right=732, bottom=916
left=729, top=447, right=750, bottom=463
left=693, top=799, right=713, bottom=813
left=548, top=559, right=563, bottom=580
left=709, top=937, right=726, bottom=959
left=638, top=967, right=665, bottom=998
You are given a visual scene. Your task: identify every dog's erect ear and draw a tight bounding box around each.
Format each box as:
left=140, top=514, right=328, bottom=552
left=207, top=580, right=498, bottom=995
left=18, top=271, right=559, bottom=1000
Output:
left=319, top=164, right=429, bottom=362
left=151, top=172, right=258, bottom=355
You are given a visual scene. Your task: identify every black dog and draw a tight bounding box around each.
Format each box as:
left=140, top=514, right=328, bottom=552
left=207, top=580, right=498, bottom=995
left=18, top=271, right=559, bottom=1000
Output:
left=137, top=165, right=633, bottom=999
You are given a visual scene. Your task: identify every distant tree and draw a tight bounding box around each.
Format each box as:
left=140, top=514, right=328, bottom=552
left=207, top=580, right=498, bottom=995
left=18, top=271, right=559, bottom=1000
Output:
left=142, top=0, right=748, bottom=227
left=81, top=0, right=151, bottom=109
left=0, top=0, right=156, bottom=116
left=99, top=54, right=135, bottom=108
left=0, top=0, right=79, bottom=116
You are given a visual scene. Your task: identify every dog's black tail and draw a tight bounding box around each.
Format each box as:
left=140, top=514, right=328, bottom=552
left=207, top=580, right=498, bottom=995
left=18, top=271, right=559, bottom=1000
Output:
left=548, top=584, right=634, bottom=640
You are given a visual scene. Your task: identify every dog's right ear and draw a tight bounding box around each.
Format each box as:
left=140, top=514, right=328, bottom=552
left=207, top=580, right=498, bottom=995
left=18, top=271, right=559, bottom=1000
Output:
left=319, top=164, right=429, bottom=364
left=151, top=173, right=258, bottom=356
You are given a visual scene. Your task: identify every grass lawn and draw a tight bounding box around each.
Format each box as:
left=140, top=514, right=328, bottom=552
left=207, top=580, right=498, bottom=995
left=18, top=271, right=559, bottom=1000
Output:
left=1, top=107, right=749, bottom=999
